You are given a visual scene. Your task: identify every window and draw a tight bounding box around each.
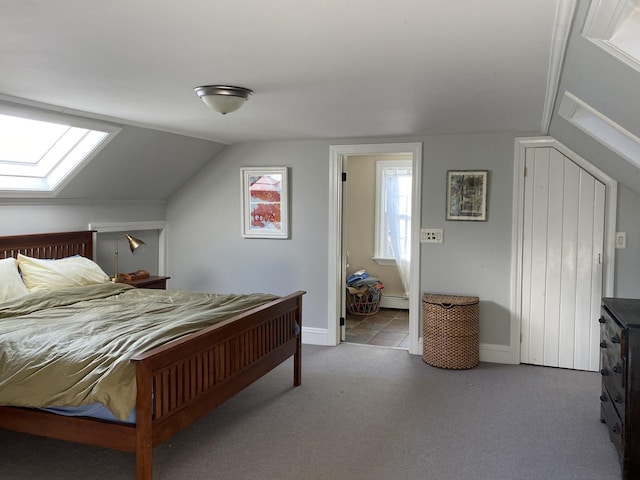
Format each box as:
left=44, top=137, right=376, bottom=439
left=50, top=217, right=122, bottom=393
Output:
left=558, top=92, right=640, bottom=169
left=374, top=160, right=412, bottom=265
left=583, top=0, right=640, bottom=72
left=0, top=105, right=120, bottom=196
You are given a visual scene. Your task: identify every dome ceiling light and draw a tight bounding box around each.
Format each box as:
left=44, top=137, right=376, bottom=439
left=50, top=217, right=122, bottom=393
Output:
left=194, top=85, right=253, bottom=115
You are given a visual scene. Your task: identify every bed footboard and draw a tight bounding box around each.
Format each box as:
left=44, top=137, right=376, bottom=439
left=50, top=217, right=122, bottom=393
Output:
left=131, top=290, right=305, bottom=480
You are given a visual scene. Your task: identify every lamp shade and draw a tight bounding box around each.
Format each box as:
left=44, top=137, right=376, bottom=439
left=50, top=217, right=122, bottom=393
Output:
left=125, top=234, right=145, bottom=253
left=194, top=85, right=253, bottom=114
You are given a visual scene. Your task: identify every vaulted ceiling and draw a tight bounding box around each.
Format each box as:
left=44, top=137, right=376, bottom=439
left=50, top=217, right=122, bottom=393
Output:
left=2, top=0, right=640, bottom=200
left=1, top=1, right=560, bottom=145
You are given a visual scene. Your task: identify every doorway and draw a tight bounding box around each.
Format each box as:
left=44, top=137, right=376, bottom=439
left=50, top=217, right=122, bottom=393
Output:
left=327, top=143, right=422, bottom=355
left=344, top=153, right=412, bottom=348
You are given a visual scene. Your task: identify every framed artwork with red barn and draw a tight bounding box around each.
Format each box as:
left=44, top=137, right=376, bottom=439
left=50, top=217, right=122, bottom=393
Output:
left=241, top=166, right=289, bottom=238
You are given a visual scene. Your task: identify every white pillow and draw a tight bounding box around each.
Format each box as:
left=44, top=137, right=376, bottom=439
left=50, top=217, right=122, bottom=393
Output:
left=0, top=257, right=30, bottom=301
left=17, top=254, right=110, bottom=292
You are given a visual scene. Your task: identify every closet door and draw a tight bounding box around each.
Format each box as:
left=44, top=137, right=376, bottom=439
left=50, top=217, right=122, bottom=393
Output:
left=520, top=147, right=604, bottom=371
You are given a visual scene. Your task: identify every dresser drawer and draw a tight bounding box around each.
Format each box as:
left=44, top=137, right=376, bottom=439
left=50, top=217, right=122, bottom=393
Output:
left=600, top=308, right=624, bottom=361
left=601, top=298, right=640, bottom=478
left=600, top=345, right=625, bottom=417
left=600, top=308, right=626, bottom=417
left=601, top=384, right=623, bottom=455
left=601, top=369, right=626, bottom=423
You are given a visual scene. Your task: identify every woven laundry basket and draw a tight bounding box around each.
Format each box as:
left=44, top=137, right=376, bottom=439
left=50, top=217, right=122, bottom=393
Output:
left=346, top=286, right=382, bottom=316
left=422, top=293, right=479, bottom=369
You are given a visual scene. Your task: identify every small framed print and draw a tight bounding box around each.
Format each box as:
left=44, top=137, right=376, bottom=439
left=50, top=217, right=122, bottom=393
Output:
left=446, top=170, right=488, bottom=221
left=240, top=167, right=289, bottom=239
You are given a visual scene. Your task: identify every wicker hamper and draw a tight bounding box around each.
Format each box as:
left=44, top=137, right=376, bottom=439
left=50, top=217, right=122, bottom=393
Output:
left=422, top=293, right=479, bottom=369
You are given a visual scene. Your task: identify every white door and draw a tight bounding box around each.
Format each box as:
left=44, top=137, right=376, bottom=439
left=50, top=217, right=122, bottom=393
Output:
left=520, top=147, right=605, bottom=371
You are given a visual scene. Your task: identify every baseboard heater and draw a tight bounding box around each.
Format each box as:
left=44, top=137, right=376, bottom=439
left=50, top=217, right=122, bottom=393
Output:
left=380, top=295, right=409, bottom=310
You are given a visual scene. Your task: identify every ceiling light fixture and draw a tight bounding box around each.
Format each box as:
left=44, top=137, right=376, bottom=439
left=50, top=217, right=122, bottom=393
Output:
left=194, top=85, right=253, bottom=115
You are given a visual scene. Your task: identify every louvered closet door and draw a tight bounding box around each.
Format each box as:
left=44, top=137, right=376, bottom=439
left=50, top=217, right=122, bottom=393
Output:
left=520, top=147, right=605, bottom=371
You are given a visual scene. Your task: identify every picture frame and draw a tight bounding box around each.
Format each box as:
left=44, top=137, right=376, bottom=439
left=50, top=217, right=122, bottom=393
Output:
left=240, top=166, right=289, bottom=238
left=446, top=170, right=488, bottom=221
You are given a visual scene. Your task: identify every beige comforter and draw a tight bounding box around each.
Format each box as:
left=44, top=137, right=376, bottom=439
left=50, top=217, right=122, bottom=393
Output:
left=0, top=283, right=277, bottom=420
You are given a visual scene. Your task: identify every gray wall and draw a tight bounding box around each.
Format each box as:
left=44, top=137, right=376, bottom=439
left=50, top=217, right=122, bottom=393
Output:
left=166, top=140, right=330, bottom=331
left=0, top=201, right=165, bottom=276
left=166, top=133, right=519, bottom=346
left=548, top=0, right=640, bottom=298
left=420, top=133, right=515, bottom=346
left=613, top=185, right=640, bottom=299
left=95, top=229, right=160, bottom=279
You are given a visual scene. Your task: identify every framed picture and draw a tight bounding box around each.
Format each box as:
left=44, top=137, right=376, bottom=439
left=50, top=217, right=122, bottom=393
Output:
left=240, top=167, right=289, bottom=238
left=446, top=170, right=488, bottom=221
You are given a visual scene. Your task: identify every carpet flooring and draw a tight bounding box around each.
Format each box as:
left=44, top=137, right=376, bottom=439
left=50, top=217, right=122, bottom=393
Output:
left=0, top=344, right=621, bottom=480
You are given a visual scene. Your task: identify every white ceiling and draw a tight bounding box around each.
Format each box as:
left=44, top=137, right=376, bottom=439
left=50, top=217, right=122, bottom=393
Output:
left=0, top=0, right=561, bottom=145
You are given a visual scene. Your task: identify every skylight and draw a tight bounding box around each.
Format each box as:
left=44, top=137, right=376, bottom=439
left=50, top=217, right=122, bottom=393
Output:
left=609, top=5, right=640, bottom=61
left=583, top=0, right=640, bottom=72
left=0, top=106, right=120, bottom=196
left=558, top=92, right=640, bottom=169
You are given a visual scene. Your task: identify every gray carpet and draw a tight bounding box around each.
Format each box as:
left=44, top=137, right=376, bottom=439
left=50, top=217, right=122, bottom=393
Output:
left=0, top=344, right=621, bottom=479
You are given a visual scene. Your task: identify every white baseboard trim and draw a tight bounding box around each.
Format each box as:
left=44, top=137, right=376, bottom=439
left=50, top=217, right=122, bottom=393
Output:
left=302, top=327, right=329, bottom=346
left=380, top=295, right=409, bottom=310
left=480, top=343, right=516, bottom=364
left=302, top=327, right=517, bottom=365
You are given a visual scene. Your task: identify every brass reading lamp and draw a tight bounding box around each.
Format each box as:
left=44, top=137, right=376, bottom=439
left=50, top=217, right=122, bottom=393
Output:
left=112, top=234, right=145, bottom=282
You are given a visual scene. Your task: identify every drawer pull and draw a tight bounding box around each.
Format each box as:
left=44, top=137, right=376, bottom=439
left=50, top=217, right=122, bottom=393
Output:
left=599, top=316, right=606, bottom=324
left=614, top=393, right=624, bottom=404
left=611, top=334, right=621, bottom=344
left=613, top=424, right=622, bottom=434
left=613, top=364, right=622, bottom=374
left=600, top=394, right=608, bottom=402
left=601, top=368, right=609, bottom=376
left=600, top=340, right=607, bottom=348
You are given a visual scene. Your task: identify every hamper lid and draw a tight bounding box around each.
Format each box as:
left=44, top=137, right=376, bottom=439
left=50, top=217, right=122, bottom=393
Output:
left=422, top=293, right=479, bottom=306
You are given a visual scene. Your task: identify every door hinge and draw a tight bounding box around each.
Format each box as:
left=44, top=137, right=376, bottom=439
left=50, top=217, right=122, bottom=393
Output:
left=340, top=316, right=345, bottom=326
left=524, top=166, right=527, bottom=177
left=342, top=172, right=347, bottom=182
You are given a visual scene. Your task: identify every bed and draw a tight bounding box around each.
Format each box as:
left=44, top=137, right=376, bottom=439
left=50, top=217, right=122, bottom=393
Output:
left=0, top=230, right=304, bottom=480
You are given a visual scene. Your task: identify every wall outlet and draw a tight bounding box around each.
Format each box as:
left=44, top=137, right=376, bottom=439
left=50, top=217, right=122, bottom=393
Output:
left=421, top=228, right=443, bottom=243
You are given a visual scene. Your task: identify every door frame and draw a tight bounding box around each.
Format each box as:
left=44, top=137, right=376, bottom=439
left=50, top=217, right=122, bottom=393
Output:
left=510, top=136, right=617, bottom=364
left=328, top=142, right=423, bottom=355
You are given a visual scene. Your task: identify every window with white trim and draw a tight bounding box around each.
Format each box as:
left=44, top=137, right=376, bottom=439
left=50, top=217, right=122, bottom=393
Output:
left=583, top=0, right=640, bottom=72
left=0, top=106, right=120, bottom=196
left=373, top=160, right=412, bottom=265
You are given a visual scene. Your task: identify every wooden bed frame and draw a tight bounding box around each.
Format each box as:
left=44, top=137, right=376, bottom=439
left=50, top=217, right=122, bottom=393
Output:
left=0, top=230, right=304, bottom=480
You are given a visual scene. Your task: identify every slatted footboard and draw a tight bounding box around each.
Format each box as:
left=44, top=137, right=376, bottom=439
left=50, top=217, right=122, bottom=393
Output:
left=132, top=290, right=304, bottom=480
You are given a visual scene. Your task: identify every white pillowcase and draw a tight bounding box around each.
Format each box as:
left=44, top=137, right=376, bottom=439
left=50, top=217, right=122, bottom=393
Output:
left=17, top=254, right=110, bottom=292
left=0, top=257, right=30, bottom=301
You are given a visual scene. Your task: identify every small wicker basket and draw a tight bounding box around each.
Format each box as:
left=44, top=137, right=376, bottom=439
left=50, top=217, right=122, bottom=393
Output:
left=422, top=293, right=479, bottom=369
left=346, top=286, right=382, bottom=316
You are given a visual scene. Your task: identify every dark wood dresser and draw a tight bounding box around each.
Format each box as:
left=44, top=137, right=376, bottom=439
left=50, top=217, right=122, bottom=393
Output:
left=600, top=297, right=640, bottom=478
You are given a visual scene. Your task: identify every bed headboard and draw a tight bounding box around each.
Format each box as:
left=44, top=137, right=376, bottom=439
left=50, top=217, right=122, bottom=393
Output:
left=0, top=231, right=94, bottom=260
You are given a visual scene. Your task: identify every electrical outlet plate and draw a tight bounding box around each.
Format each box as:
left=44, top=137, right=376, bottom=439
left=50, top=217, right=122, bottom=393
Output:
left=616, top=232, right=626, bottom=249
left=420, top=228, right=443, bottom=243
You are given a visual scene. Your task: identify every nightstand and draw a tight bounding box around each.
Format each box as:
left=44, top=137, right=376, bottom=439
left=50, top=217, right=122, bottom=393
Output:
left=121, top=275, right=170, bottom=289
